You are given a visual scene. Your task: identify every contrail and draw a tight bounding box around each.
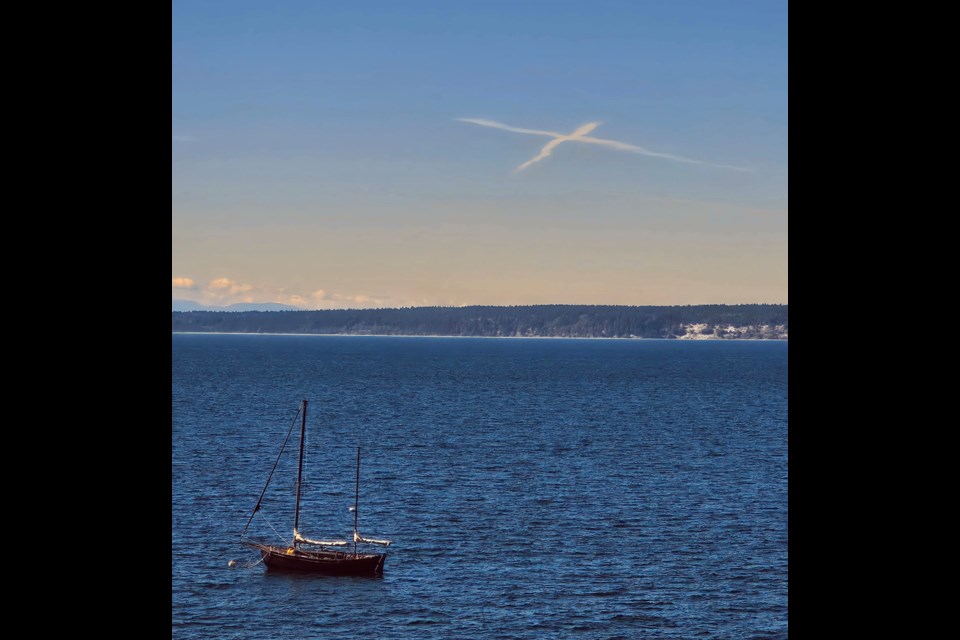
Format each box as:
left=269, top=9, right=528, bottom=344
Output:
left=457, top=118, right=750, bottom=173
left=515, top=121, right=599, bottom=172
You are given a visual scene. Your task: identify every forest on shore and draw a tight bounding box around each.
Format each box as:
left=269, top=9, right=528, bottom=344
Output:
left=172, top=304, right=788, bottom=339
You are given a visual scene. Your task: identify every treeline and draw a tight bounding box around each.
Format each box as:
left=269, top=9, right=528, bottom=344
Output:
left=172, top=304, right=787, bottom=339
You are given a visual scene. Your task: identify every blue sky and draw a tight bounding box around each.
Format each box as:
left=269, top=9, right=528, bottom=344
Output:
left=173, top=0, right=787, bottom=308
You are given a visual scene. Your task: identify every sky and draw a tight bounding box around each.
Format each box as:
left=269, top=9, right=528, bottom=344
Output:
left=172, top=0, right=787, bottom=309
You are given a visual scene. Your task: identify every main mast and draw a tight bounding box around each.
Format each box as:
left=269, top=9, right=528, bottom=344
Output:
left=354, top=446, right=361, bottom=556
left=293, top=399, right=308, bottom=545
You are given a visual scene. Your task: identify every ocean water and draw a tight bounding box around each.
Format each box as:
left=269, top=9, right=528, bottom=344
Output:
left=172, top=335, right=787, bottom=639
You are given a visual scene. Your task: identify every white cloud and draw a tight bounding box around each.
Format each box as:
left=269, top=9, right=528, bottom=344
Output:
left=208, top=278, right=253, bottom=295
left=173, top=277, right=387, bottom=310
left=326, top=292, right=384, bottom=307
left=194, top=278, right=258, bottom=305
left=172, top=277, right=195, bottom=289
left=209, top=278, right=232, bottom=290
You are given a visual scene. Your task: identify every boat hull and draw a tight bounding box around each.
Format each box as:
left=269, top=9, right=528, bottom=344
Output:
left=244, top=542, right=386, bottom=576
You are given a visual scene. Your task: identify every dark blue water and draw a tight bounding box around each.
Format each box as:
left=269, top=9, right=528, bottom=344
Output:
left=172, top=335, right=787, bottom=639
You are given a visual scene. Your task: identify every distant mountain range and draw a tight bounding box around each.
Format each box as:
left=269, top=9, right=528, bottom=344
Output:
left=172, top=299, right=301, bottom=312
left=172, top=304, right=788, bottom=339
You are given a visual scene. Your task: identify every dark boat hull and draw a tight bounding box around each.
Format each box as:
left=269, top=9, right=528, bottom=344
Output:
left=244, top=542, right=386, bottom=576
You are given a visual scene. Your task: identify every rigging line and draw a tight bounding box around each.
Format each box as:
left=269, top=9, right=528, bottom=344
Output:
left=257, top=509, right=290, bottom=545
left=240, top=402, right=303, bottom=537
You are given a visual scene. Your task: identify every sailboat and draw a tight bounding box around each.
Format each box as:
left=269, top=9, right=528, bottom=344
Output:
left=240, top=400, right=391, bottom=576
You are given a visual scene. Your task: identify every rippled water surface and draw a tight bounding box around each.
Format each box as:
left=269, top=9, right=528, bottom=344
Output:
left=172, top=335, right=787, bottom=639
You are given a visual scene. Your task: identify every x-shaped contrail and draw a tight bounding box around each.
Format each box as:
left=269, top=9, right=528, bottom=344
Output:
left=457, top=118, right=750, bottom=173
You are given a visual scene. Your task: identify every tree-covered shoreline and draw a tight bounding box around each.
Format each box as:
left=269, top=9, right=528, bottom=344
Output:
left=172, top=304, right=787, bottom=340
